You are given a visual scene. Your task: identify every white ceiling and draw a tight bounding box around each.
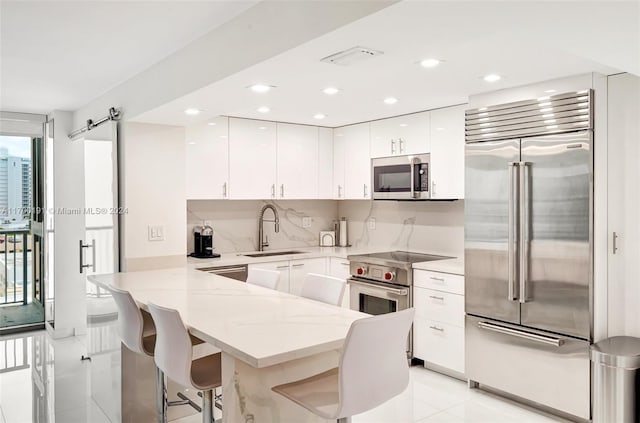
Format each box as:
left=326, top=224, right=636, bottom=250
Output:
left=0, top=0, right=258, bottom=114
left=134, top=0, right=638, bottom=128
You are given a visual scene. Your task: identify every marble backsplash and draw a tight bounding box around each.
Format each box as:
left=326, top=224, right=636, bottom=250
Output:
left=187, top=200, right=338, bottom=254
left=187, top=199, right=464, bottom=258
left=337, top=200, right=464, bottom=258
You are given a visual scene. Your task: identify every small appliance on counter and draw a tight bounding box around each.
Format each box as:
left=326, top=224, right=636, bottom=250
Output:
left=338, top=217, right=348, bottom=247
left=190, top=225, right=220, bottom=258
left=319, top=231, right=335, bottom=247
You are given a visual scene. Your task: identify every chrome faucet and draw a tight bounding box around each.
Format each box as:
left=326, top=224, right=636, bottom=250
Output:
left=258, top=204, right=280, bottom=251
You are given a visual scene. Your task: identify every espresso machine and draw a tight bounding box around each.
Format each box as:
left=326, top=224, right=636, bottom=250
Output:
left=191, top=225, right=219, bottom=258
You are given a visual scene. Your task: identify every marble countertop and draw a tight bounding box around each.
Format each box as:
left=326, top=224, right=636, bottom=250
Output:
left=89, top=268, right=369, bottom=368
left=412, top=257, right=464, bottom=275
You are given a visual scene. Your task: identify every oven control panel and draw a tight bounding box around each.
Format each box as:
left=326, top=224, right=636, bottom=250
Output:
left=349, top=262, right=409, bottom=286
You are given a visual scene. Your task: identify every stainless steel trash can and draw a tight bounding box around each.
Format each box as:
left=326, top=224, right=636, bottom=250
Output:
left=591, top=336, right=640, bottom=423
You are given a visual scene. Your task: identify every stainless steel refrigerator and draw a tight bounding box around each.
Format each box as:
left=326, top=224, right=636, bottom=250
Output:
left=464, top=90, right=593, bottom=421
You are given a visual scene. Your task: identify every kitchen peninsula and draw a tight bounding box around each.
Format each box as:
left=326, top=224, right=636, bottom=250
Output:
left=89, top=268, right=368, bottom=423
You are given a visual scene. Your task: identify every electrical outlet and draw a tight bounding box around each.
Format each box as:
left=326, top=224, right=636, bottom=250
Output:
left=368, top=218, right=376, bottom=230
left=302, top=217, right=312, bottom=228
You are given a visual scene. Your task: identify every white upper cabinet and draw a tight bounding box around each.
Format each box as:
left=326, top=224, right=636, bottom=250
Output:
left=332, top=129, right=346, bottom=199
left=339, top=123, right=371, bottom=200
left=229, top=118, right=277, bottom=199
left=276, top=123, right=319, bottom=199
left=185, top=116, right=229, bottom=199
left=429, top=105, right=466, bottom=199
left=370, top=111, right=430, bottom=158
left=318, top=127, right=334, bottom=199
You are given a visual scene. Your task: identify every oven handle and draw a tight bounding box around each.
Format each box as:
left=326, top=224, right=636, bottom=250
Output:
left=348, top=278, right=409, bottom=296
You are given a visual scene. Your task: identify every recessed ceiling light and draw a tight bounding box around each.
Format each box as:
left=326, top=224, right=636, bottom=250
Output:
left=336, top=133, right=343, bottom=137
left=314, top=113, right=326, bottom=120
left=483, top=74, right=502, bottom=83
left=323, top=87, right=340, bottom=95
left=219, top=135, right=228, bottom=139
left=207, top=122, right=217, bottom=126
left=258, top=126, right=268, bottom=130
left=399, top=123, right=408, bottom=127
left=184, top=108, right=201, bottom=115
left=257, top=106, right=270, bottom=113
left=188, top=142, right=196, bottom=145
left=420, top=58, right=440, bottom=68
left=249, top=84, right=273, bottom=93
left=384, top=97, right=398, bottom=105
left=436, top=127, right=445, bottom=131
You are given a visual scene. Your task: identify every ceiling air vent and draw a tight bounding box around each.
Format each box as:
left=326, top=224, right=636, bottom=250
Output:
left=320, top=46, right=383, bottom=66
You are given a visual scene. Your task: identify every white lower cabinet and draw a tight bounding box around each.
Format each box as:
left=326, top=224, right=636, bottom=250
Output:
left=289, top=257, right=327, bottom=296
left=329, top=257, right=351, bottom=308
left=248, top=260, right=290, bottom=293
left=413, top=269, right=465, bottom=375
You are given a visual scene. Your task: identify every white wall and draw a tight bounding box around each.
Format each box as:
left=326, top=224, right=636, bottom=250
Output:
left=121, top=122, right=186, bottom=270
left=338, top=200, right=464, bottom=257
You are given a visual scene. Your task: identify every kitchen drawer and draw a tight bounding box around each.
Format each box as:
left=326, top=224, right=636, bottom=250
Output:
left=414, top=318, right=464, bottom=374
left=414, top=287, right=464, bottom=327
left=414, top=270, right=464, bottom=295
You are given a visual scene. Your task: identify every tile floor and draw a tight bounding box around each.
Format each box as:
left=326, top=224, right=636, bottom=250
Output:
left=0, top=330, right=569, bottom=423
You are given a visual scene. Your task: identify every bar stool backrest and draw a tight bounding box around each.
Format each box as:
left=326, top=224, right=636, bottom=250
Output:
left=109, top=286, right=151, bottom=355
left=300, top=273, right=346, bottom=306
left=246, top=267, right=281, bottom=290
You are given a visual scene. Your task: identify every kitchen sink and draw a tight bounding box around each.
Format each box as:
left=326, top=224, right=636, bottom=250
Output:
left=241, top=250, right=307, bottom=258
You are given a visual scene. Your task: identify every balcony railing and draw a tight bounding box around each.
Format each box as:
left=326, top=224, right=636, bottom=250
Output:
left=0, top=229, right=30, bottom=306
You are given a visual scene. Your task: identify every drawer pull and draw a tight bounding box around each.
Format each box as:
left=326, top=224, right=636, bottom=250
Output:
left=429, top=276, right=445, bottom=282
left=276, top=265, right=289, bottom=269
left=429, top=295, right=444, bottom=301
left=429, top=325, right=445, bottom=332
left=340, top=262, right=349, bottom=266
left=292, top=264, right=305, bottom=268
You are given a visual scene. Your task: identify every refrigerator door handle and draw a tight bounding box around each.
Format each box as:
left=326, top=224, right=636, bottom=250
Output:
left=519, top=162, right=530, bottom=303
left=477, top=321, right=565, bottom=347
left=508, top=162, right=519, bottom=301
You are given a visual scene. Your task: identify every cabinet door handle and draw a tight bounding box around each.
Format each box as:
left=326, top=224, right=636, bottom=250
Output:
left=338, top=185, right=343, bottom=198
left=432, top=180, right=436, bottom=197
left=340, top=262, right=349, bottom=266
left=399, top=138, right=405, bottom=153
left=363, top=184, right=368, bottom=198
left=222, top=182, right=227, bottom=198
left=276, top=265, right=289, bottom=269
left=292, top=263, right=305, bottom=268
left=613, top=231, right=619, bottom=254
left=271, top=184, right=275, bottom=198
left=429, top=325, right=444, bottom=332
left=391, top=139, right=396, bottom=154
left=429, top=295, right=444, bottom=301
left=280, top=184, right=284, bottom=198
left=429, top=276, right=445, bottom=282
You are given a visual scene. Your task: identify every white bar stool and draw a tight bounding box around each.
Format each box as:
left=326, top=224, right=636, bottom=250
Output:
left=246, top=267, right=281, bottom=290
left=300, top=273, right=346, bottom=306
left=147, top=302, right=223, bottom=423
left=109, top=286, right=201, bottom=422
left=272, top=308, right=415, bottom=422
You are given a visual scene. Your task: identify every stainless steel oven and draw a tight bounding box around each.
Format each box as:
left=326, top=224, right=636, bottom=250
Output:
left=347, top=251, right=452, bottom=359
left=372, top=153, right=430, bottom=200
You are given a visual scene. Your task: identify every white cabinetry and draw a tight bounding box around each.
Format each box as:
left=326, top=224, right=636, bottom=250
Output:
left=185, top=116, right=229, bottom=199
left=229, top=118, right=277, bottom=199
left=334, top=123, right=371, bottom=200
left=318, top=127, right=334, bottom=199
left=370, top=111, right=430, bottom=158
left=249, top=260, right=290, bottom=292
left=289, top=257, right=327, bottom=296
left=276, top=123, right=319, bottom=199
left=430, top=105, right=465, bottom=199
left=607, top=73, right=640, bottom=337
left=413, top=269, right=465, bottom=375
left=329, top=257, right=351, bottom=308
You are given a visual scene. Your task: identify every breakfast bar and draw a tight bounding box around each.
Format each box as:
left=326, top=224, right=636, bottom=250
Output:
left=89, top=268, right=368, bottom=423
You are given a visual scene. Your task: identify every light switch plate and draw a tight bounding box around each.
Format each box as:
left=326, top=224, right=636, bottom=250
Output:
left=148, top=225, right=165, bottom=241
left=302, top=217, right=312, bottom=228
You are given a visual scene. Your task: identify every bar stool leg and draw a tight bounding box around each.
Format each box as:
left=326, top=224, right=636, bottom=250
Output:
left=337, top=418, right=351, bottom=423
left=156, top=367, right=168, bottom=423
left=202, top=389, right=213, bottom=423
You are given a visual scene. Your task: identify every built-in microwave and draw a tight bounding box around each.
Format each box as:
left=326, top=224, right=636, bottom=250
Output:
left=371, top=154, right=430, bottom=200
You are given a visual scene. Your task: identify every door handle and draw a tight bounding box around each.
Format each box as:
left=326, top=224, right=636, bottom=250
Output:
left=507, top=162, right=519, bottom=301
left=79, top=239, right=96, bottom=274
left=478, top=321, right=564, bottom=347
left=519, top=162, right=530, bottom=303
